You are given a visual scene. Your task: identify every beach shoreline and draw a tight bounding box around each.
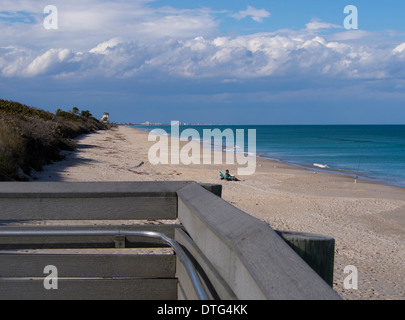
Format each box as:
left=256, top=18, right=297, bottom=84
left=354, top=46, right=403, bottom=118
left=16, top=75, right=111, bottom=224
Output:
left=32, top=125, right=405, bottom=300
left=133, top=124, right=405, bottom=190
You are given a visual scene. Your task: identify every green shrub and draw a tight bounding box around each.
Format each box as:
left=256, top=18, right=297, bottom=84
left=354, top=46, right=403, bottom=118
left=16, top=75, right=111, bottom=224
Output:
left=0, top=99, right=54, bottom=121
left=0, top=122, right=26, bottom=180
left=0, top=99, right=110, bottom=181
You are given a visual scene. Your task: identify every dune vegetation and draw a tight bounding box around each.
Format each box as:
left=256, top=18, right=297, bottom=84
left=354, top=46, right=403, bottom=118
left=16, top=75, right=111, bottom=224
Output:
left=0, top=99, right=111, bottom=181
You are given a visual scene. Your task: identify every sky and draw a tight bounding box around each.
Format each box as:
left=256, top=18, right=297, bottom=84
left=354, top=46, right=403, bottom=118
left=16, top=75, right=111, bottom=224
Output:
left=1, top=0, right=405, bottom=124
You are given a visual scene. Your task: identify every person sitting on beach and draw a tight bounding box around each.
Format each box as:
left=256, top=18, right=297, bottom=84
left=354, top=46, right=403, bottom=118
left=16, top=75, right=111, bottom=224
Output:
left=225, top=169, right=239, bottom=181
left=219, top=171, right=226, bottom=180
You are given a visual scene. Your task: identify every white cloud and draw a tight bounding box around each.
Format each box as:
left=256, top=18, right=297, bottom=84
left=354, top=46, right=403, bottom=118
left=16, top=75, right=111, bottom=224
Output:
left=1, top=29, right=403, bottom=82
left=0, top=1, right=404, bottom=86
left=328, top=30, right=374, bottom=41
left=393, top=42, right=405, bottom=54
left=25, top=48, right=74, bottom=77
left=89, top=38, right=122, bottom=55
left=306, top=20, right=343, bottom=30
left=231, top=6, right=271, bottom=23
left=0, top=0, right=219, bottom=51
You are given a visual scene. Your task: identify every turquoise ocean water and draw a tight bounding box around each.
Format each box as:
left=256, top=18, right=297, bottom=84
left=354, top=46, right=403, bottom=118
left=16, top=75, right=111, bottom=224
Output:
left=133, top=125, right=405, bottom=188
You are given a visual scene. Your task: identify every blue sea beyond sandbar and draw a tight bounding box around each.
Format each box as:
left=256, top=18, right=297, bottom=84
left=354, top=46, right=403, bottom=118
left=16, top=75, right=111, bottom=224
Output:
left=133, top=124, right=405, bottom=188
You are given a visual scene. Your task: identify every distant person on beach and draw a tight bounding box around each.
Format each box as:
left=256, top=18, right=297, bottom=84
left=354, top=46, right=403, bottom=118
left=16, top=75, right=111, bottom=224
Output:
left=225, top=169, right=239, bottom=181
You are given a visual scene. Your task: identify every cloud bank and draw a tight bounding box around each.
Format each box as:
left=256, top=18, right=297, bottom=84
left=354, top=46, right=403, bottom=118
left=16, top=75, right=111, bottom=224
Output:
left=1, top=0, right=405, bottom=124
left=2, top=30, right=404, bottom=83
left=0, top=0, right=403, bottom=83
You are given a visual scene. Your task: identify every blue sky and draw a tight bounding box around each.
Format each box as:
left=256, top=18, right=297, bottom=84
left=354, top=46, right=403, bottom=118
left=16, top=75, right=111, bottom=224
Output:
left=1, top=0, right=405, bottom=124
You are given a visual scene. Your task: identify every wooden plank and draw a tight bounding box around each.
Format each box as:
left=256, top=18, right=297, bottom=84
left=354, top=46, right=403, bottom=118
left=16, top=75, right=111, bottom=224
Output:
left=0, top=196, right=177, bottom=220
left=175, top=228, right=237, bottom=300
left=200, top=184, right=222, bottom=198
left=0, top=278, right=178, bottom=300
left=177, top=182, right=341, bottom=300
left=277, top=231, right=335, bottom=287
left=0, top=181, right=190, bottom=196
left=0, top=253, right=175, bottom=278
left=0, top=181, right=195, bottom=221
left=0, top=225, right=183, bottom=249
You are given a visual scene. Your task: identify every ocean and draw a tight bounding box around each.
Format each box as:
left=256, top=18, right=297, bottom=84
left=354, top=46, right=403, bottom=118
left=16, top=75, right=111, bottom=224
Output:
left=132, top=124, right=405, bottom=188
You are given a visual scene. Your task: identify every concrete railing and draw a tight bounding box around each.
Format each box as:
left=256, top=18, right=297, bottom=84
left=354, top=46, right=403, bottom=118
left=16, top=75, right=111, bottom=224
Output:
left=0, top=181, right=340, bottom=300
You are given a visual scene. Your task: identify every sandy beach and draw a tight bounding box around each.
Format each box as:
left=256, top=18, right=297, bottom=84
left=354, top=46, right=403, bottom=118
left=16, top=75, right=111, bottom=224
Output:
left=32, top=125, right=405, bottom=300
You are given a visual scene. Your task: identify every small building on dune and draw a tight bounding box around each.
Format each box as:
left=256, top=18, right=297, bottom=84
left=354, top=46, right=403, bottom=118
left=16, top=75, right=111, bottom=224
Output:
left=101, top=112, right=110, bottom=123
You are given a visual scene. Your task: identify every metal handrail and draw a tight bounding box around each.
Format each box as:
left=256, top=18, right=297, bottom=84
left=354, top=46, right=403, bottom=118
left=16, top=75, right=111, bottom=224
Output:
left=0, top=229, right=209, bottom=300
